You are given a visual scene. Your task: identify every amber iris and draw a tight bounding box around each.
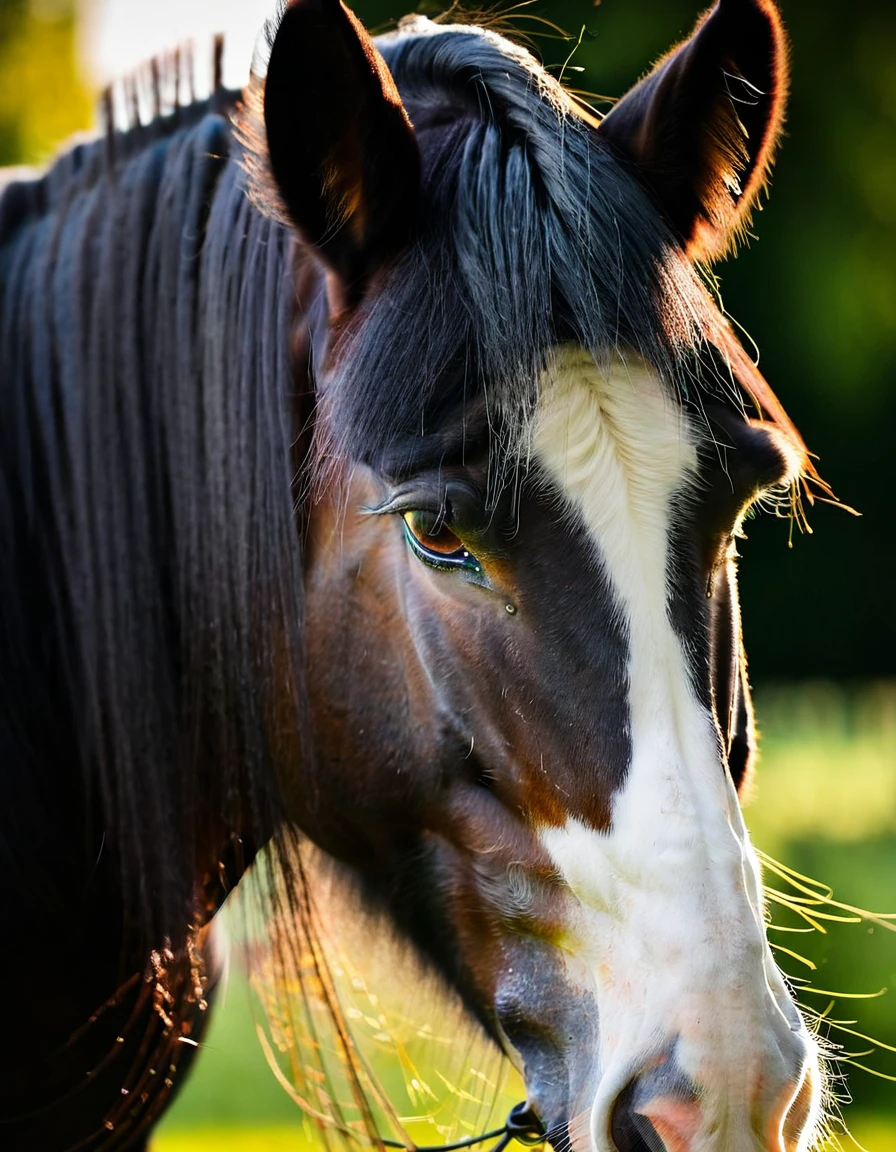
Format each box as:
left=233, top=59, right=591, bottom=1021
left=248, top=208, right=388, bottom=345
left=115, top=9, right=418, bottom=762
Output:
left=401, top=511, right=482, bottom=573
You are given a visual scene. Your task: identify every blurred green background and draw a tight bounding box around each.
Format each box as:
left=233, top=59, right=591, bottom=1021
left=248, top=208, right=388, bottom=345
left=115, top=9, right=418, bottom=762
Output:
left=2, top=0, right=894, bottom=1147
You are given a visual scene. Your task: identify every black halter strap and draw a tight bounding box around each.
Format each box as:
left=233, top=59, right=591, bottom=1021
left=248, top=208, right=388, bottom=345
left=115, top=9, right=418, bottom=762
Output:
left=379, top=1103, right=546, bottom=1152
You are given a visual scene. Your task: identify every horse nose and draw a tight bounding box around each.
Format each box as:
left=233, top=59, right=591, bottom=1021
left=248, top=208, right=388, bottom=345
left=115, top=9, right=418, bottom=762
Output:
left=610, top=1060, right=699, bottom=1152
left=608, top=1046, right=818, bottom=1152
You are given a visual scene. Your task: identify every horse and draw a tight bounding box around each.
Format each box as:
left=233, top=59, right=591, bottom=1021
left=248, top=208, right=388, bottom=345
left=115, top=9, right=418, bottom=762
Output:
left=0, top=0, right=829, bottom=1148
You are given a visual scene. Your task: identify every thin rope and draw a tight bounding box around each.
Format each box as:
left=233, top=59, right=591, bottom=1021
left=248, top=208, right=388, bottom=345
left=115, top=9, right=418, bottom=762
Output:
left=379, top=1103, right=545, bottom=1152
left=380, top=1127, right=510, bottom=1151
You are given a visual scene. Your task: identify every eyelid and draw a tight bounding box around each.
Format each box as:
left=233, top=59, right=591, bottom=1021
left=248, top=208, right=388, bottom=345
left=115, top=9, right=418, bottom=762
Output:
left=367, top=489, right=493, bottom=588
left=362, top=492, right=448, bottom=521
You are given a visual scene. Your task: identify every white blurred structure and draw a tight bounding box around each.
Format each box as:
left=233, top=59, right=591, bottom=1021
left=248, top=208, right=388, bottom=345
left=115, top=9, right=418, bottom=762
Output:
left=77, top=0, right=274, bottom=92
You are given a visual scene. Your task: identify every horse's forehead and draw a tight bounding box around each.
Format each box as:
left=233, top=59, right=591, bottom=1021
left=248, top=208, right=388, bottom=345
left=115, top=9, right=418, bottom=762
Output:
left=533, top=348, right=698, bottom=532
left=526, top=347, right=706, bottom=829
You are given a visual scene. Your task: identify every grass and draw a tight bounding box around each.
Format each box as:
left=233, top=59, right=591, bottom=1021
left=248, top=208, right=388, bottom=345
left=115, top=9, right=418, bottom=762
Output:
left=152, top=1120, right=896, bottom=1152
left=151, top=683, right=896, bottom=1151
left=155, top=1133, right=313, bottom=1152
left=152, top=972, right=304, bottom=1133
left=746, top=682, right=896, bottom=853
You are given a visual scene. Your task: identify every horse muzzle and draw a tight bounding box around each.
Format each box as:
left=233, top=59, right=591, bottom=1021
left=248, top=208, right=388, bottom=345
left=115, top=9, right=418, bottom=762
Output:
left=519, top=1032, right=820, bottom=1152
left=605, top=1044, right=820, bottom=1152
left=493, top=932, right=821, bottom=1152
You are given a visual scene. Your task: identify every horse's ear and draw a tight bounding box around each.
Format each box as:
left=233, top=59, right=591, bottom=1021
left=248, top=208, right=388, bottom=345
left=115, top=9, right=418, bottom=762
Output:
left=262, top=0, right=420, bottom=294
left=598, top=0, right=788, bottom=261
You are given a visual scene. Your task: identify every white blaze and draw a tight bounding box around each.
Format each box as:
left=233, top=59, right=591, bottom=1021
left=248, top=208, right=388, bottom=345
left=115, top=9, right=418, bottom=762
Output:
left=531, top=347, right=817, bottom=1152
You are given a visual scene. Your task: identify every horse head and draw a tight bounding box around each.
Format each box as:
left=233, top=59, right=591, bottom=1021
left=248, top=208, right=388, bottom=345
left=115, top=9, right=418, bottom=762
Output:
left=248, top=2, right=820, bottom=1149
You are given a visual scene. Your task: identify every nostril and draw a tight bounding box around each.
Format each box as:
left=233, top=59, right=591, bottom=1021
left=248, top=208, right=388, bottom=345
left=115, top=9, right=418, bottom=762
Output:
left=634, top=1096, right=700, bottom=1152
left=611, top=1055, right=702, bottom=1152
left=610, top=1082, right=664, bottom=1152
left=506, top=1103, right=547, bottom=1146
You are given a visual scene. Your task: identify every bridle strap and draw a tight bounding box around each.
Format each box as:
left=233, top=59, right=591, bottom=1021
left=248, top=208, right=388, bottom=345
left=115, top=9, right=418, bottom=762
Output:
left=379, top=1103, right=546, bottom=1152
left=379, top=1126, right=508, bottom=1152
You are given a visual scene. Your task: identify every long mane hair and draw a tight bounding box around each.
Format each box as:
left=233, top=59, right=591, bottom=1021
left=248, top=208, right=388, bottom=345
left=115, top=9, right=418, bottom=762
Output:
left=0, top=80, right=308, bottom=948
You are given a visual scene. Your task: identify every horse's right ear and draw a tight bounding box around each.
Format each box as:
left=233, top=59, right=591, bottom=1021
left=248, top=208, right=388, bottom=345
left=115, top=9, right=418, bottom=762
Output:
left=598, top=0, right=788, bottom=261
left=261, top=0, right=420, bottom=295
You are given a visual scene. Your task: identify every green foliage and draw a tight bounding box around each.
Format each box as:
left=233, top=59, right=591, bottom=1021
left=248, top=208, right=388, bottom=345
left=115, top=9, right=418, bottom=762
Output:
left=156, top=975, right=306, bottom=1131
left=0, top=0, right=92, bottom=166
left=749, top=683, right=896, bottom=1117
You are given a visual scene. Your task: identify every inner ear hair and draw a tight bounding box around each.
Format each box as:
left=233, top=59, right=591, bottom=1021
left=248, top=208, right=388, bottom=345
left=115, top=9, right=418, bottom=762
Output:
left=236, top=0, right=420, bottom=298
left=598, top=0, right=788, bottom=261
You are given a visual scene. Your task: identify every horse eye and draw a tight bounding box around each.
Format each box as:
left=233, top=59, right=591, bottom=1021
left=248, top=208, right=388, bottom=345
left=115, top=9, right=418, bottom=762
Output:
left=401, top=511, right=482, bottom=573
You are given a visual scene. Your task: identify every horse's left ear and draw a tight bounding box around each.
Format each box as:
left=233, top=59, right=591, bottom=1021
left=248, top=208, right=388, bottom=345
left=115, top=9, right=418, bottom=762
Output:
left=261, top=0, right=421, bottom=295
left=598, top=0, right=788, bottom=261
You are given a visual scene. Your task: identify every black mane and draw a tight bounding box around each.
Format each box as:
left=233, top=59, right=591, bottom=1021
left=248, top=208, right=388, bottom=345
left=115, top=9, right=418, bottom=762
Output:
left=0, top=83, right=306, bottom=949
